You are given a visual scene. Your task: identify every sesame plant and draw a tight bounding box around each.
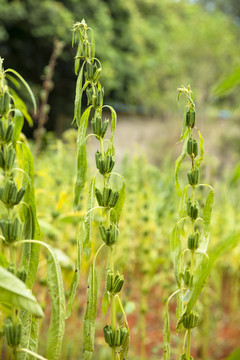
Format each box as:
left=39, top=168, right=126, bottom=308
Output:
left=0, top=57, right=65, bottom=360
left=164, top=86, right=215, bottom=360
left=67, top=20, right=129, bottom=360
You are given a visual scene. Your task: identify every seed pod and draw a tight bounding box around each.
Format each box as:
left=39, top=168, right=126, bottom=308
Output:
left=92, top=95, right=97, bottom=109
left=3, top=179, right=16, bottom=205
left=86, top=87, right=93, bottom=106
left=0, top=120, right=4, bottom=139
left=187, top=138, right=193, bottom=156
left=0, top=91, right=10, bottom=115
left=5, top=146, right=16, bottom=170
left=95, top=150, right=101, bottom=169
left=182, top=267, right=193, bottom=287
left=114, top=328, right=121, bottom=346
left=15, top=187, right=25, bottom=205
left=17, top=266, right=27, bottom=283
left=4, top=122, right=14, bottom=143
left=95, top=188, right=103, bottom=206
left=188, top=230, right=199, bottom=251
left=106, top=269, right=114, bottom=292
left=103, top=186, right=111, bottom=207
left=99, top=223, right=106, bottom=242
left=120, top=327, right=128, bottom=344
left=108, top=191, right=119, bottom=208
left=95, top=115, right=102, bottom=136
left=186, top=109, right=195, bottom=128
left=183, top=311, right=199, bottom=330
left=0, top=149, right=4, bottom=168
left=92, top=67, right=101, bottom=82
left=192, top=202, right=199, bottom=220
left=7, top=262, right=15, bottom=274
left=192, top=139, right=198, bottom=157
left=4, top=317, right=14, bottom=347
left=14, top=322, right=22, bottom=346
left=101, top=119, right=109, bottom=137
left=112, top=274, right=124, bottom=294
left=86, top=61, right=93, bottom=80
left=103, top=325, right=113, bottom=347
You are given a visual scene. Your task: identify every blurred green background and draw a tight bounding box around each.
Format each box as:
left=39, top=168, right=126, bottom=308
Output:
left=1, top=1, right=240, bottom=359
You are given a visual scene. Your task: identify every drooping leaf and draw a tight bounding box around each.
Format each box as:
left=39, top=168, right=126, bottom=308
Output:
left=110, top=177, right=126, bottom=223
left=66, top=223, right=83, bottom=319
left=163, top=301, right=171, bottom=360
left=12, top=109, right=24, bottom=147
left=0, top=267, right=43, bottom=318
left=170, top=225, right=181, bottom=287
left=214, top=65, right=240, bottom=96
left=175, top=138, right=188, bottom=196
left=196, top=130, right=204, bottom=167
left=8, top=88, right=33, bottom=126
left=73, top=63, right=84, bottom=125
left=203, top=187, right=214, bottom=237
left=103, top=105, right=117, bottom=154
left=83, top=177, right=96, bottom=260
left=83, top=264, right=98, bottom=360
left=5, top=68, right=36, bottom=113
left=73, top=106, right=92, bottom=211
left=46, top=245, right=66, bottom=360
left=18, top=313, right=39, bottom=360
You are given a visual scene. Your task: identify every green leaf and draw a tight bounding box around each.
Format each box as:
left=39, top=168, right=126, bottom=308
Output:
left=12, top=109, right=24, bottom=147
left=0, top=266, right=43, bottom=318
left=224, top=347, right=240, bottom=360
left=196, top=130, right=204, bottom=167
left=17, top=141, right=41, bottom=289
left=214, top=66, right=240, bottom=96
left=18, top=313, right=39, bottom=360
left=73, top=106, right=92, bottom=211
left=8, top=88, right=33, bottom=126
left=83, top=264, right=98, bottom=360
left=103, top=105, right=117, bottom=154
left=163, top=301, right=170, bottom=360
left=119, top=332, right=130, bottom=360
left=90, top=28, right=95, bottom=59
left=66, top=223, right=83, bottom=319
left=73, top=63, right=84, bottom=125
left=110, top=177, right=126, bottom=223
left=0, top=252, right=8, bottom=267
left=202, top=187, right=214, bottom=237
left=46, top=246, right=66, bottom=360
left=175, top=137, right=188, bottom=196
left=83, top=177, right=96, bottom=260
left=5, top=68, right=36, bottom=113
left=170, top=225, right=181, bottom=287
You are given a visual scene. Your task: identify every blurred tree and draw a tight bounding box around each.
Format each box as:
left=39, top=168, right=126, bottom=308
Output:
left=0, top=0, right=239, bottom=134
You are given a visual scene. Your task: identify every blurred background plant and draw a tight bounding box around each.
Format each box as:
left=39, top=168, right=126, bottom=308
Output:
left=0, top=0, right=240, bottom=359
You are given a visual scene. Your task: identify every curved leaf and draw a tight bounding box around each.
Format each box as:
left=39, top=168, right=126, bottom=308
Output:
left=0, top=267, right=43, bottom=318
left=12, top=109, right=24, bottom=147
left=83, top=177, right=96, bottom=259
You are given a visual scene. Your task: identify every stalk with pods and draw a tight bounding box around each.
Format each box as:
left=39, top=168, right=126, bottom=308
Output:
left=67, top=20, right=129, bottom=360
left=164, top=85, right=215, bottom=360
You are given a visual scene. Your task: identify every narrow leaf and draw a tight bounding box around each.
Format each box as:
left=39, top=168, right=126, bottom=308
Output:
left=0, top=267, right=43, bottom=317
left=163, top=301, right=170, bottom=360
left=202, top=187, right=214, bottom=237
left=175, top=138, right=188, bottom=196
left=6, top=68, right=36, bottom=113
left=12, top=109, right=24, bottom=147
left=18, top=313, right=39, bottom=360
left=46, top=247, right=66, bottom=360
left=170, top=225, right=181, bottom=287
left=8, top=88, right=33, bottom=126
left=66, top=223, right=83, bottom=319
left=83, top=177, right=96, bottom=259
left=110, top=178, right=126, bottom=223
left=73, top=64, right=84, bottom=125
left=73, top=106, right=92, bottom=211
left=196, top=130, right=204, bottom=167
left=83, top=264, right=98, bottom=360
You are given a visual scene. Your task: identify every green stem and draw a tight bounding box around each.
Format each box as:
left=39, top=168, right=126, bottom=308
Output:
left=187, top=330, right=191, bottom=360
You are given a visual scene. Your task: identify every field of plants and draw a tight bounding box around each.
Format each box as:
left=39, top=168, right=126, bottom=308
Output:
left=1, top=1, right=240, bottom=360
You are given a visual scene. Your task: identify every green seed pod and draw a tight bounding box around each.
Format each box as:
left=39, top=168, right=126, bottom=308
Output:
left=103, top=186, right=111, bottom=207
left=4, top=122, right=14, bottom=143
left=103, top=325, right=113, bottom=347
left=106, top=269, right=114, bottom=292
left=95, top=150, right=101, bottom=168
left=92, top=95, right=97, bottom=108
left=91, top=117, right=96, bottom=134
left=192, top=139, right=198, bottom=157
left=182, top=267, right=193, bottom=287
left=0, top=120, right=4, bottom=139
left=188, top=230, right=199, bottom=251
left=5, top=146, right=16, bottom=170
left=95, top=115, right=102, bottom=136
left=187, top=138, right=193, bottom=156
left=92, top=67, right=101, bottom=82
left=99, top=223, right=106, bottom=242
left=108, top=190, right=119, bottom=208
left=120, top=327, right=128, bottom=344
left=4, top=317, right=14, bottom=347
left=112, top=274, right=124, bottom=294
left=14, top=322, right=22, bottom=346
left=0, top=92, right=10, bottom=116
left=114, top=327, right=121, bottom=346
left=17, top=266, right=27, bottom=283
left=15, top=187, right=25, bottom=205
left=95, top=188, right=103, bottom=206
left=101, top=119, right=109, bottom=137
left=86, top=87, right=93, bottom=106
left=186, top=109, right=195, bottom=128
left=0, top=148, right=4, bottom=168
left=192, top=202, right=199, bottom=220
left=2, top=179, right=16, bottom=205
left=86, top=61, right=93, bottom=80
left=7, top=262, right=15, bottom=274
left=182, top=310, right=199, bottom=330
